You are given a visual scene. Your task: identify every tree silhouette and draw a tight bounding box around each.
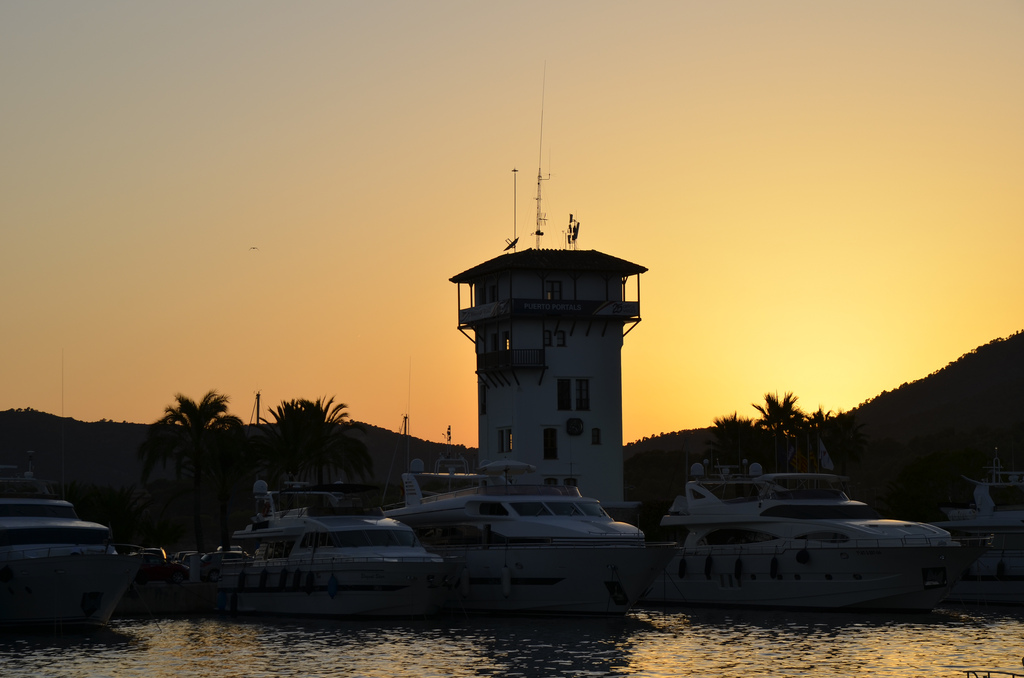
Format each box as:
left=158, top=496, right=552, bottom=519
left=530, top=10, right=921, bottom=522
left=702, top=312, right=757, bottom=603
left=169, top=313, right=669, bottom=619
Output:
left=707, top=412, right=764, bottom=471
left=752, top=391, right=805, bottom=471
left=252, top=397, right=372, bottom=486
left=138, top=390, right=243, bottom=553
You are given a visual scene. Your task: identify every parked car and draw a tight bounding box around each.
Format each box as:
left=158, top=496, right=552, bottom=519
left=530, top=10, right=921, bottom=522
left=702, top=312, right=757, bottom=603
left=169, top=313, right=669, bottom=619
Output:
left=169, top=550, right=198, bottom=564
left=135, top=547, right=190, bottom=584
left=199, top=547, right=248, bottom=582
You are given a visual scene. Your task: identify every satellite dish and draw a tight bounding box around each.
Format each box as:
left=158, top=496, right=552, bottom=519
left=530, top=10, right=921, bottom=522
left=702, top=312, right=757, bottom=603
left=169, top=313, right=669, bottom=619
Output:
left=504, top=237, right=519, bottom=251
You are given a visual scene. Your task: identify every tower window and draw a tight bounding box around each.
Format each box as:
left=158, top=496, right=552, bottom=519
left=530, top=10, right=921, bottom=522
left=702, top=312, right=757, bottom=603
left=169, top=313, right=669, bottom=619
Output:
left=490, top=333, right=498, bottom=351
left=557, top=379, right=571, bottom=410
left=545, top=280, right=562, bottom=300
left=498, top=428, right=512, bottom=454
left=591, top=427, right=601, bottom=445
left=543, top=330, right=552, bottom=346
left=502, top=331, right=510, bottom=351
left=479, top=384, right=487, bottom=415
left=575, top=379, right=590, bottom=411
left=555, top=330, right=566, bottom=347
left=488, top=284, right=497, bottom=303
left=543, top=427, right=558, bottom=459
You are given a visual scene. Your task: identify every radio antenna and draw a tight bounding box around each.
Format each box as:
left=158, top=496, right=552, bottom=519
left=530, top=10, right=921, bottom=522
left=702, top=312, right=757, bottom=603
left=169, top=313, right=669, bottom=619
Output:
left=534, top=65, right=549, bottom=249
left=504, top=168, right=519, bottom=251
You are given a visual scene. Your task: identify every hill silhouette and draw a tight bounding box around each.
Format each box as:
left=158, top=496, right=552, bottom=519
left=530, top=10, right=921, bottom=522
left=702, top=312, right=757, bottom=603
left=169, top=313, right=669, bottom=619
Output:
left=623, top=330, right=1024, bottom=509
left=3, top=330, right=1022, bottom=522
left=0, top=409, right=476, bottom=494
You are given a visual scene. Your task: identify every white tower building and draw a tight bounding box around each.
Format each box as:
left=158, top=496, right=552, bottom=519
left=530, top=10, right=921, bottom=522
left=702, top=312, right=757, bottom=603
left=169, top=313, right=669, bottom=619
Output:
left=450, top=249, right=646, bottom=504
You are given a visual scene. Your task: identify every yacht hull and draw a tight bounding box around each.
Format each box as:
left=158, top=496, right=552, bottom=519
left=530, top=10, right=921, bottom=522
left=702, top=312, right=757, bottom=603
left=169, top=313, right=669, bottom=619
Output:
left=433, top=544, right=676, bottom=615
left=0, top=554, right=140, bottom=628
left=644, top=544, right=984, bottom=611
left=945, top=549, right=1024, bottom=605
left=217, top=557, right=458, bottom=618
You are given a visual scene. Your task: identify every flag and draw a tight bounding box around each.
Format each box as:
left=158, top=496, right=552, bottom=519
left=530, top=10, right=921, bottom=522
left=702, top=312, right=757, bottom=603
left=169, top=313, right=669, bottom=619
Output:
left=818, top=439, right=835, bottom=471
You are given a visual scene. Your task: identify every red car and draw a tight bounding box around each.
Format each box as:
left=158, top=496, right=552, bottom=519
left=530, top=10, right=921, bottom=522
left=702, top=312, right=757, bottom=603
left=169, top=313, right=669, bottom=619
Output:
left=135, top=547, right=190, bottom=584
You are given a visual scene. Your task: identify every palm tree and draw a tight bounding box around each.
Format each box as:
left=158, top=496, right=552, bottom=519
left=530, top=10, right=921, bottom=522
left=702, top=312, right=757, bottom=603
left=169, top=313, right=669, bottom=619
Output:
left=752, top=392, right=805, bottom=472
left=253, top=397, right=372, bottom=486
left=806, top=406, right=833, bottom=472
left=707, top=412, right=762, bottom=471
left=827, top=409, right=867, bottom=475
left=138, top=390, right=243, bottom=553
left=205, top=423, right=252, bottom=551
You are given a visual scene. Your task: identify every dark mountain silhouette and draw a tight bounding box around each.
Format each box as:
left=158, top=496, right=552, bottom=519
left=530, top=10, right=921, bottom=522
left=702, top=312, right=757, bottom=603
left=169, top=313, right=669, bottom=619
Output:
left=0, top=409, right=476, bottom=493
left=853, top=332, right=1024, bottom=444
left=624, top=330, right=1024, bottom=506
left=3, top=330, right=1022, bottom=512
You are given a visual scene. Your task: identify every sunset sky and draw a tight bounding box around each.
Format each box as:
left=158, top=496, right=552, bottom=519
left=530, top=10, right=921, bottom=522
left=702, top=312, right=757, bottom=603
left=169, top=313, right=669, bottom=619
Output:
left=3, top=1, right=1022, bottom=448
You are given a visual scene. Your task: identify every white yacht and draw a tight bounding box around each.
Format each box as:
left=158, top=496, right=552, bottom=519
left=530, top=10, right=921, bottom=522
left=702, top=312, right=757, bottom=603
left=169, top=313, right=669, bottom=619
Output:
left=0, top=464, right=140, bottom=628
left=932, top=456, right=1024, bottom=605
left=644, top=462, right=984, bottom=611
left=385, top=457, right=676, bottom=616
left=218, top=480, right=459, bottom=618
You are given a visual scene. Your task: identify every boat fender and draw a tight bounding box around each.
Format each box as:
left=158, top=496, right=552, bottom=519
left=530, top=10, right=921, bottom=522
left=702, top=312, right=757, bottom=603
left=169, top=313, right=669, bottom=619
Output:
left=327, top=574, right=339, bottom=599
left=0, top=565, right=11, bottom=583
left=997, top=560, right=1006, bottom=578
left=258, top=569, right=268, bottom=590
left=704, top=555, right=713, bottom=580
left=459, top=567, right=471, bottom=598
left=216, top=589, right=227, bottom=611
left=770, top=557, right=779, bottom=579
left=677, top=558, right=687, bottom=579
left=796, top=549, right=810, bottom=565
left=278, top=569, right=289, bottom=589
left=734, top=558, right=743, bottom=580
left=305, top=571, right=316, bottom=595
left=501, top=566, right=512, bottom=598
left=293, top=569, right=303, bottom=591
left=229, top=592, right=238, bottom=616
left=237, top=571, right=246, bottom=592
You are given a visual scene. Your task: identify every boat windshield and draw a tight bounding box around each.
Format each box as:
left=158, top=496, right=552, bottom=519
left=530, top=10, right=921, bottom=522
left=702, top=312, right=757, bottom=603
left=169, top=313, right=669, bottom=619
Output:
left=0, top=525, right=110, bottom=547
left=330, top=529, right=418, bottom=548
left=0, top=504, right=78, bottom=519
left=543, top=502, right=608, bottom=517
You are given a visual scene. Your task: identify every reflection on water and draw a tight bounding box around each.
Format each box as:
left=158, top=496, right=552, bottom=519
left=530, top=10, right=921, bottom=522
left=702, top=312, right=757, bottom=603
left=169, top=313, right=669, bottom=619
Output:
left=2, top=605, right=1023, bottom=677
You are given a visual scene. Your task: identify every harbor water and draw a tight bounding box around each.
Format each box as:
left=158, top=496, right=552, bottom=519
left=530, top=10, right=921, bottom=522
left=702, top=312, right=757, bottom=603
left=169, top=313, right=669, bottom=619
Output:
left=2, top=604, right=1023, bottom=677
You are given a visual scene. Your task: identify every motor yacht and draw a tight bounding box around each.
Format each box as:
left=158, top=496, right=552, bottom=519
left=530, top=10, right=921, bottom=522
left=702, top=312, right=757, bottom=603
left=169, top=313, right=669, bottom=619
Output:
left=0, top=463, right=140, bottom=628
left=932, top=455, right=1024, bottom=605
left=385, top=457, right=676, bottom=615
left=218, top=480, right=458, bottom=618
left=644, top=462, right=984, bottom=611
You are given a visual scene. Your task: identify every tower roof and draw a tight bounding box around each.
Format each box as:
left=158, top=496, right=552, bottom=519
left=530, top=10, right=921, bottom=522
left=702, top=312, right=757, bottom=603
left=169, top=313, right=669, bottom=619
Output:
left=450, top=248, right=647, bottom=283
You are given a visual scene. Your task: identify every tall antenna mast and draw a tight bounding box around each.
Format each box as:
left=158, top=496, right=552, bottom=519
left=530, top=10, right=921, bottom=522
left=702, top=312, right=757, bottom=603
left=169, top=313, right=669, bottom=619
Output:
left=505, top=168, right=519, bottom=251
left=534, top=65, right=549, bottom=249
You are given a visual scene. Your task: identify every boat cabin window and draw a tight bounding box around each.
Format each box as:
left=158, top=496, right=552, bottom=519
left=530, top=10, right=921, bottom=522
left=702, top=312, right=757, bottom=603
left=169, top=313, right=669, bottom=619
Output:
left=510, top=501, right=553, bottom=517
left=328, top=529, right=418, bottom=548
left=477, top=502, right=509, bottom=516
left=0, top=504, right=78, bottom=519
left=545, top=502, right=608, bottom=518
left=760, top=504, right=880, bottom=520
left=255, top=541, right=295, bottom=559
left=0, top=525, right=109, bottom=547
left=796, top=531, right=851, bottom=543
left=698, top=528, right=777, bottom=546
left=300, top=531, right=333, bottom=549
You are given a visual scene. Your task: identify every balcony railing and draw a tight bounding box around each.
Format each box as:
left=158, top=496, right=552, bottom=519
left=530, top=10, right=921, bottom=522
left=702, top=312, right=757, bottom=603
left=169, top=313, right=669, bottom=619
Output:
left=477, top=348, right=545, bottom=371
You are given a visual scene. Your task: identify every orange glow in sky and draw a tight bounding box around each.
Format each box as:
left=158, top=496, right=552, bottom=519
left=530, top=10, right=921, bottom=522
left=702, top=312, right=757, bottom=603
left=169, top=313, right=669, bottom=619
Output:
left=2, top=2, right=1022, bottom=448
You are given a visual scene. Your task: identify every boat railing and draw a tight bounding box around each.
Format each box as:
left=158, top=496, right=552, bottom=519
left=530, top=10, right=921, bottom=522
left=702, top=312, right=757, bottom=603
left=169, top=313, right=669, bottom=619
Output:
left=416, top=483, right=583, bottom=504
left=0, top=545, right=113, bottom=561
left=683, top=535, right=966, bottom=555
left=965, top=671, right=1024, bottom=677
left=222, top=553, right=449, bottom=569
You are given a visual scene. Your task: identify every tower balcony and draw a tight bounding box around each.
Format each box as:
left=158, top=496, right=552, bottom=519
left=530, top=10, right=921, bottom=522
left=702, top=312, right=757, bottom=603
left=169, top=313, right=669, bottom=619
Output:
left=458, top=299, right=640, bottom=327
left=477, top=348, right=546, bottom=372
